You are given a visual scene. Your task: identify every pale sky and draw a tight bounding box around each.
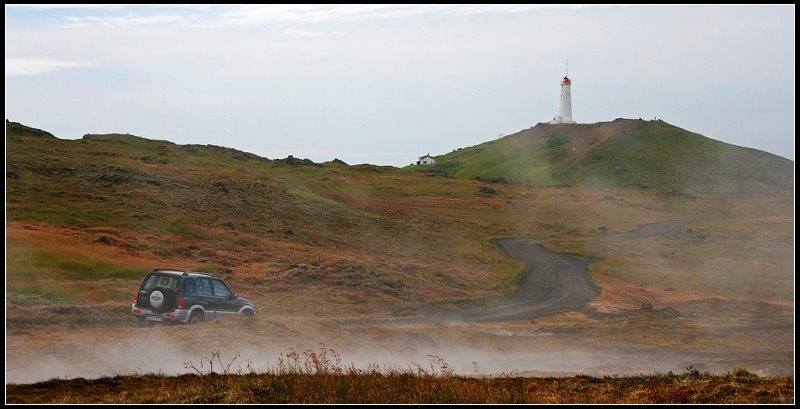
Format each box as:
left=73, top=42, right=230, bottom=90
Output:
left=4, top=5, right=795, bottom=165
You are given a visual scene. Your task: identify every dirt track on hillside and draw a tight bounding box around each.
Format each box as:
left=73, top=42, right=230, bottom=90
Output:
left=391, top=220, right=695, bottom=324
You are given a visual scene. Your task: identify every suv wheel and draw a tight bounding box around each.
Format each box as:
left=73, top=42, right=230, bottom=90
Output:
left=189, top=311, right=204, bottom=324
left=243, top=309, right=254, bottom=318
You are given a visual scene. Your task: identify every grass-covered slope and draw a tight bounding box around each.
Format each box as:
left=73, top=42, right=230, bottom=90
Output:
left=432, top=119, right=793, bottom=196
left=4, top=119, right=794, bottom=322
left=4, top=120, right=522, bottom=316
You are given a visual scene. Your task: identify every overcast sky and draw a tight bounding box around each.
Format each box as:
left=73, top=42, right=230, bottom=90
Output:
left=5, top=5, right=795, bottom=165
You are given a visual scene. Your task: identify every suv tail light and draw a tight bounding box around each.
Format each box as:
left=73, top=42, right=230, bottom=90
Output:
left=134, top=290, right=139, bottom=303
left=177, top=296, right=185, bottom=309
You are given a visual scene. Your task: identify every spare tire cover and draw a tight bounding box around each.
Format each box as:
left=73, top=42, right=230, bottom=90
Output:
left=149, top=290, right=165, bottom=308
left=149, top=287, right=175, bottom=313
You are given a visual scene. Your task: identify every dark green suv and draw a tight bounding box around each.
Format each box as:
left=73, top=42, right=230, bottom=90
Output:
left=131, top=269, right=255, bottom=326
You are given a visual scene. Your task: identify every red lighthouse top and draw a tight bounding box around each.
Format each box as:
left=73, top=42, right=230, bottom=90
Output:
left=562, top=76, right=571, bottom=85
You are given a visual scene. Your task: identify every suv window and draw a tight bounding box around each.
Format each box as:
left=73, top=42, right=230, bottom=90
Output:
left=198, top=278, right=214, bottom=296
left=212, top=279, right=231, bottom=298
left=183, top=278, right=195, bottom=294
left=142, top=274, right=178, bottom=291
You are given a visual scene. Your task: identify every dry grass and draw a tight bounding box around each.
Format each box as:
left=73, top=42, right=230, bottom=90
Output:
left=5, top=122, right=794, bottom=393
left=6, top=348, right=793, bottom=404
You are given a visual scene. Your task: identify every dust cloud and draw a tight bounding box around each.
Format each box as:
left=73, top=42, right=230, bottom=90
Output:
left=6, top=316, right=781, bottom=385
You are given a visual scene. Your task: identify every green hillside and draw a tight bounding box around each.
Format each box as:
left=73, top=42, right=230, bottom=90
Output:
left=5, top=120, right=56, bottom=138
left=432, top=119, right=793, bottom=197
left=4, top=120, right=795, bottom=387
left=4, top=120, right=526, bottom=316
left=5, top=119, right=794, bottom=319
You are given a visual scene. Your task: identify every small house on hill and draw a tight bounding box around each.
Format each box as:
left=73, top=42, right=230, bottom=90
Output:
left=417, top=154, right=435, bottom=165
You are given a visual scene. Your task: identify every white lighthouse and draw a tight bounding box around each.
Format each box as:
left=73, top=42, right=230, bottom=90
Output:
left=551, top=60, right=576, bottom=124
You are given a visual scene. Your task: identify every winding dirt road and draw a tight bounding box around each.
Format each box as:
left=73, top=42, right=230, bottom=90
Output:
left=392, top=219, right=695, bottom=324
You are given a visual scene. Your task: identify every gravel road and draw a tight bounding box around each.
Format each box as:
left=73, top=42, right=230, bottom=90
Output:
left=392, top=220, right=695, bottom=323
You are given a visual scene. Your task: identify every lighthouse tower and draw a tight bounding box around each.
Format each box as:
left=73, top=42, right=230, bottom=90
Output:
left=551, top=60, right=576, bottom=124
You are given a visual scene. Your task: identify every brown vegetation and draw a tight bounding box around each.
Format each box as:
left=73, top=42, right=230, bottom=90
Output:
left=5, top=121, right=794, bottom=399
left=6, top=349, right=793, bottom=404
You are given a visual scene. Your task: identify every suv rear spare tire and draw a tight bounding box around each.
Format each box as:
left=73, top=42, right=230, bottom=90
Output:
left=149, top=287, right=175, bottom=313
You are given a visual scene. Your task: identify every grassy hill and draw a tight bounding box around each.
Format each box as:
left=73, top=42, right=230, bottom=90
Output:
left=5, top=120, right=525, bottom=318
left=5, top=119, right=794, bottom=315
left=4, top=119, right=795, bottom=393
left=431, top=119, right=793, bottom=197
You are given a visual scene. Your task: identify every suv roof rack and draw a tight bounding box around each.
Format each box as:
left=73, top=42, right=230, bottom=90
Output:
left=149, top=268, right=216, bottom=278
left=152, top=268, right=186, bottom=273
left=189, top=271, right=217, bottom=277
